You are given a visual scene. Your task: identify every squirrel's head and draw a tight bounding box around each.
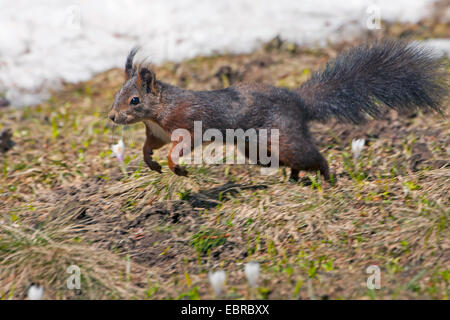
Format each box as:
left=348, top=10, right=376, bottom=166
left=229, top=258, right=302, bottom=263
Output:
left=108, top=48, right=161, bottom=124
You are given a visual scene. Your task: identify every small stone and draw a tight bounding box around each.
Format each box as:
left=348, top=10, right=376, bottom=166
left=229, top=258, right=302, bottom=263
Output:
left=0, top=98, right=9, bottom=108
left=0, top=129, right=14, bottom=153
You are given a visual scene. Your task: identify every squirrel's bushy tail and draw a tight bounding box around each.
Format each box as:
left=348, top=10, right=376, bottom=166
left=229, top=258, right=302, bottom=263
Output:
left=298, top=40, right=447, bottom=123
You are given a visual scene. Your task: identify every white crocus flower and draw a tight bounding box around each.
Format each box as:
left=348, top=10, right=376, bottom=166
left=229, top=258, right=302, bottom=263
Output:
left=244, top=262, right=260, bottom=288
left=27, top=284, right=44, bottom=300
left=351, top=138, right=365, bottom=162
left=209, top=270, right=226, bottom=297
left=111, top=139, right=125, bottom=162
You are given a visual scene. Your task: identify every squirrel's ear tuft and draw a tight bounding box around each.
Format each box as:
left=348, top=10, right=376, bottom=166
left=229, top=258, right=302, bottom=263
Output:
left=138, top=67, right=157, bottom=94
left=125, top=47, right=139, bottom=79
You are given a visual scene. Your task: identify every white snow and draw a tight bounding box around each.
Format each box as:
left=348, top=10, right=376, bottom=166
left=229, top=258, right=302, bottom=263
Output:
left=0, top=0, right=444, bottom=107
left=423, top=38, right=450, bottom=56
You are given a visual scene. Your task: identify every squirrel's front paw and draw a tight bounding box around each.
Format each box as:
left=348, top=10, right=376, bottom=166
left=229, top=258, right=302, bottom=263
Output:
left=146, top=160, right=162, bottom=173
left=173, top=165, right=188, bottom=177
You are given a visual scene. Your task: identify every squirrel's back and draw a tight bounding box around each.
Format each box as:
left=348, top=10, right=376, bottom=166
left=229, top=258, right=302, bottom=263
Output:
left=169, top=83, right=306, bottom=130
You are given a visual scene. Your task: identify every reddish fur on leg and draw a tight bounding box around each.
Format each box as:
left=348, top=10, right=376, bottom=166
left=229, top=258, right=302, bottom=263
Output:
left=168, top=139, right=188, bottom=177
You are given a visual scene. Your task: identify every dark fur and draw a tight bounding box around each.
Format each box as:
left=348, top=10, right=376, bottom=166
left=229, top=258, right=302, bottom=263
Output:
left=109, top=40, right=447, bottom=181
left=299, top=40, right=446, bottom=123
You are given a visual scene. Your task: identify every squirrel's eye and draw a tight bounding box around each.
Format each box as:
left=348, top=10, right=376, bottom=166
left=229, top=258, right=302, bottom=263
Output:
left=130, top=97, right=140, bottom=105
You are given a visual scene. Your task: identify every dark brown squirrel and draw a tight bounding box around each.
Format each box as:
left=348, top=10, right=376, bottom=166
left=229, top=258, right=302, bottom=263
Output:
left=108, top=40, right=447, bottom=181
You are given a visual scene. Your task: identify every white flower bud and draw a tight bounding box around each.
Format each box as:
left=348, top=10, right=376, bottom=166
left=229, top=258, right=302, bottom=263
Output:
left=209, top=270, right=226, bottom=297
left=245, top=262, right=260, bottom=287
left=352, top=138, right=365, bottom=161
left=27, top=284, right=44, bottom=300
left=111, top=139, right=125, bottom=162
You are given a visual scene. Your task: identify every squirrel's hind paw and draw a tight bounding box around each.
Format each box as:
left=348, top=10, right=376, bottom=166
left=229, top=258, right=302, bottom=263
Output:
left=173, top=165, right=188, bottom=177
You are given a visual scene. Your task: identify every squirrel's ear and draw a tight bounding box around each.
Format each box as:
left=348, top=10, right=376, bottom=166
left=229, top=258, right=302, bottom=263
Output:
left=125, top=47, right=139, bottom=80
left=138, top=67, right=157, bottom=94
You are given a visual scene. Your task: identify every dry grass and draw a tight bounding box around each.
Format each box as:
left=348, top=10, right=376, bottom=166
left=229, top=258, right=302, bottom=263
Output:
left=0, top=21, right=449, bottom=300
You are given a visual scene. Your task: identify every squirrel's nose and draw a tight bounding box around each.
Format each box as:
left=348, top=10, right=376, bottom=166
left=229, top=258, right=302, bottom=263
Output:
left=108, top=110, right=116, bottom=122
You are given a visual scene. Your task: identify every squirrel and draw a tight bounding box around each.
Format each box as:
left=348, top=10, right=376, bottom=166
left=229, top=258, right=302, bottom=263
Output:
left=108, top=40, right=447, bottom=181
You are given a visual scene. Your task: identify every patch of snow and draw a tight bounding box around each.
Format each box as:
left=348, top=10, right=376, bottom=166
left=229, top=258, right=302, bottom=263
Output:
left=423, top=39, right=450, bottom=56
left=0, top=0, right=441, bottom=107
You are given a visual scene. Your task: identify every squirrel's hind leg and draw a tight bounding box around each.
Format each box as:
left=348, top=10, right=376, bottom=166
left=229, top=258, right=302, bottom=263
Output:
left=289, top=168, right=300, bottom=181
left=168, top=138, right=189, bottom=177
left=280, top=140, right=330, bottom=182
